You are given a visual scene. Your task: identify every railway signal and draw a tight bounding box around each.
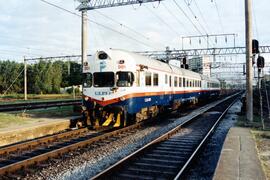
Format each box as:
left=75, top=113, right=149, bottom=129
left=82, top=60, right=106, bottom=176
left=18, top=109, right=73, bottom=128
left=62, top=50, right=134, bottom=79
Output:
left=252, top=39, right=260, bottom=54
left=257, top=56, right=265, bottom=69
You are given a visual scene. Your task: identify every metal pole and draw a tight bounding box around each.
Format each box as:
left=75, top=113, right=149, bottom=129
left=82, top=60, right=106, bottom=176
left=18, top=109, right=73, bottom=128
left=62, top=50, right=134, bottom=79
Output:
left=207, top=35, right=209, bottom=49
left=182, top=37, right=184, bottom=50
left=245, top=0, right=253, bottom=122
left=82, top=10, right=88, bottom=71
left=24, top=57, right=27, bottom=101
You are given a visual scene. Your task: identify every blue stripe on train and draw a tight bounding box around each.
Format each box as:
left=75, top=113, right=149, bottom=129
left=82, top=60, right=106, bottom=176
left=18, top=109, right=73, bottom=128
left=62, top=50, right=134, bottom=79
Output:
left=109, top=90, right=220, bottom=114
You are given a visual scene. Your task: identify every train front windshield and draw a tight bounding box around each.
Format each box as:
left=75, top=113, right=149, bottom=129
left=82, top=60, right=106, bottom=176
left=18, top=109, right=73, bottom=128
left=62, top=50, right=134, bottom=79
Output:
left=83, top=73, right=92, bottom=88
left=93, top=72, right=114, bottom=87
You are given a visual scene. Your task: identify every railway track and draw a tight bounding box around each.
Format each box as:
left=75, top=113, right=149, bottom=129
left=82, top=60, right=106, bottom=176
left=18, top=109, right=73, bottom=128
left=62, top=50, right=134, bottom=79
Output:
left=0, top=99, right=81, bottom=112
left=0, top=93, right=240, bottom=179
left=0, top=121, right=144, bottom=178
left=92, top=93, right=240, bottom=180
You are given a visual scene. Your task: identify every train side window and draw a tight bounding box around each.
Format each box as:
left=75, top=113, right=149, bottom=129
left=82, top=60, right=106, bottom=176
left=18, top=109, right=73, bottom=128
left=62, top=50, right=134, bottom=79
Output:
left=165, top=74, right=168, bottom=84
left=174, top=77, right=178, bottom=87
left=153, top=73, right=159, bottom=86
left=190, top=80, right=192, bottom=87
left=136, top=70, right=140, bottom=87
left=116, top=71, right=134, bottom=87
left=83, top=73, right=92, bottom=88
left=169, top=76, right=172, bottom=87
left=179, top=77, right=182, bottom=87
left=183, top=78, right=186, bottom=87
left=145, top=72, right=152, bottom=86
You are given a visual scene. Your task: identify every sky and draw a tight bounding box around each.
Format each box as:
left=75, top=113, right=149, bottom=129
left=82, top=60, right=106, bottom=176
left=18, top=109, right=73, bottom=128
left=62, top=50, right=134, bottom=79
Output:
left=0, top=0, right=269, bottom=78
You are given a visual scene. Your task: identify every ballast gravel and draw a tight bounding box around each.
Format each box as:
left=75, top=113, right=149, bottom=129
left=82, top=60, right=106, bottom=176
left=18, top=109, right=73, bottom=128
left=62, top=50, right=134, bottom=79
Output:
left=24, top=99, right=224, bottom=180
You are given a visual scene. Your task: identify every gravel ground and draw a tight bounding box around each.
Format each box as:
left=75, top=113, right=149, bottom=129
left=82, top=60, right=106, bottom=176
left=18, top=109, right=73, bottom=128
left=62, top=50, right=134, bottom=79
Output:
left=183, top=99, right=242, bottom=179
left=23, top=99, right=226, bottom=180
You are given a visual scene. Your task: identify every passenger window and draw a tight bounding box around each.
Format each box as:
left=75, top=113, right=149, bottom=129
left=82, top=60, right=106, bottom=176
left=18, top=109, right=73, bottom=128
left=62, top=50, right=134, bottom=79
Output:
left=165, top=74, right=168, bottom=84
left=169, top=76, right=172, bottom=87
left=183, top=78, right=186, bottom=87
left=153, top=73, right=159, bottom=86
left=174, top=77, right=178, bottom=87
left=179, top=77, right=182, bottom=87
left=145, top=72, right=152, bottom=86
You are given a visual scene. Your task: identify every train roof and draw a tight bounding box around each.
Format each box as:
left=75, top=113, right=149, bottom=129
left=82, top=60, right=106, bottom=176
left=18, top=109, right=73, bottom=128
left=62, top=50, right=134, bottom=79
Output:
left=98, top=49, right=219, bottom=82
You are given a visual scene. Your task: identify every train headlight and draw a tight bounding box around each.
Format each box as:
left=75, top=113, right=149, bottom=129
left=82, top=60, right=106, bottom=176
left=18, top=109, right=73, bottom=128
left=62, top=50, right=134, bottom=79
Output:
left=120, top=97, right=125, bottom=101
left=84, top=96, right=89, bottom=101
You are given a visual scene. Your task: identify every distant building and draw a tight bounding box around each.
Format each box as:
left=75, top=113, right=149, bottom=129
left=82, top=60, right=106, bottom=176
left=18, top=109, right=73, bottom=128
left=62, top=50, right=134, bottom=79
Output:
left=188, top=56, right=212, bottom=77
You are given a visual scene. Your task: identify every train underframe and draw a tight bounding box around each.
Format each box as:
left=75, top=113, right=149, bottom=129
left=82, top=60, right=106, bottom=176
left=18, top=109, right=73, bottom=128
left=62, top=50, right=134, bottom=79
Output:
left=80, top=96, right=204, bottom=129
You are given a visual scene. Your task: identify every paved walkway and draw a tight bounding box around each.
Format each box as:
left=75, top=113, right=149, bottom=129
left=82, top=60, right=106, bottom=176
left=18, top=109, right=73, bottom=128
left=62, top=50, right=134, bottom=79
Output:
left=214, top=127, right=266, bottom=180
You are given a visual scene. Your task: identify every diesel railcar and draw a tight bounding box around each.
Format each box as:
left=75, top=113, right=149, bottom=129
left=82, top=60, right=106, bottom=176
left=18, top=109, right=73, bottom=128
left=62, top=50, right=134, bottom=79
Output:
left=81, top=49, right=220, bottom=128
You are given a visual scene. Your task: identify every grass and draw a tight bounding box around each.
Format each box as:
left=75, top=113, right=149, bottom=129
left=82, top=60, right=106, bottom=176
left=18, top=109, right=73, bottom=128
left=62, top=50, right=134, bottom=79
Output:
left=252, top=130, right=270, bottom=179
left=0, top=113, right=38, bottom=129
left=253, top=131, right=270, bottom=139
left=0, top=106, right=79, bottom=129
left=0, top=94, right=81, bottom=104
left=236, top=115, right=264, bottom=128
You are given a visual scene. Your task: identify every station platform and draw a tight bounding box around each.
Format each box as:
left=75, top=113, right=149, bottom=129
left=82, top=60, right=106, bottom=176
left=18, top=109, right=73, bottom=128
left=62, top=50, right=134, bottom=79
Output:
left=0, top=117, right=74, bottom=147
left=214, top=127, right=266, bottom=180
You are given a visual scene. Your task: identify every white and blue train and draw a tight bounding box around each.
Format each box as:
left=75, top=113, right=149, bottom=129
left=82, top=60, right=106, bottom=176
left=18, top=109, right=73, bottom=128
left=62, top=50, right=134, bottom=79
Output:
left=82, top=49, right=221, bottom=128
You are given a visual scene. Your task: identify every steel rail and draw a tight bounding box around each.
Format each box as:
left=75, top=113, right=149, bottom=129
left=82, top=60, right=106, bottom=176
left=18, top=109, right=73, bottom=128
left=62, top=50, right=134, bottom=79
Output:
left=0, top=122, right=143, bottom=176
left=92, top=93, right=240, bottom=179
left=174, top=95, right=239, bottom=179
left=0, top=127, right=88, bottom=156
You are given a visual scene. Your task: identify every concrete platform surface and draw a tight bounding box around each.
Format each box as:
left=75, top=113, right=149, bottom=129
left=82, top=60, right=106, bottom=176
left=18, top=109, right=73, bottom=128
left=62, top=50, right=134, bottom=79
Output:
left=214, top=127, right=266, bottom=180
left=0, top=118, right=72, bottom=147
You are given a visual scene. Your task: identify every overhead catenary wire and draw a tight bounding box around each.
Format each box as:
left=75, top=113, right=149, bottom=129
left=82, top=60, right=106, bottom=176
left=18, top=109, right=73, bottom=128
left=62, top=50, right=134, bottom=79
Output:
left=193, top=0, right=212, bottom=34
left=0, top=34, right=81, bottom=55
left=162, top=2, right=192, bottom=35
left=143, top=4, right=182, bottom=37
left=172, top=0, right=214, bottom=47
left=93, top=10, right=166, bottom=48
left=212, top=0, right=224, bottom=33
left=94, top=10, right=151, bottom=41
left=184, top=0, right=209, bottom=35
left=172, top=0, right=203, bottom=36
left=0, top=68, right=24, bottom=98
left=40, top=0, right=161, bottom=50
left=252, top=0, right=260, bottom=41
